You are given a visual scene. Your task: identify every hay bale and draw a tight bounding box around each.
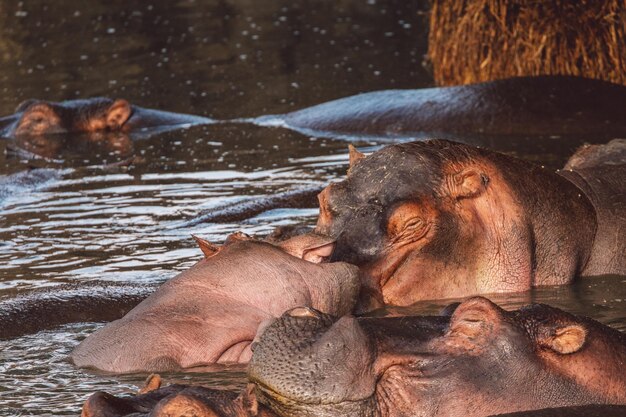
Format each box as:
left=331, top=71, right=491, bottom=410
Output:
left=427, top=0, right=626, bottom=86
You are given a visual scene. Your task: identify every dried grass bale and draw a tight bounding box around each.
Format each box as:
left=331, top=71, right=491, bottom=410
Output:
left=428, top=0, right=626, bottom=86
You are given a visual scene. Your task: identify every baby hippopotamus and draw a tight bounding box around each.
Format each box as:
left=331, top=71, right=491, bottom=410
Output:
left=82, top=298, right=626, bottom=417
left=0, top=97, right=212, bottom=138
left=314, top=139, right=625, bottom=306
left=71, top=232, right=360, bottom=373
left=249, top=298, right=626, bottom=417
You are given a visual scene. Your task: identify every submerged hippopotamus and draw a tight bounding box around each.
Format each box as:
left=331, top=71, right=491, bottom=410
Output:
left=71, top=232, right=359, bottom=373
left=0, top=97, right=212, bottom=138
left=315, top=139, right=625, bottom=306
left=82, top=298, right=626, bottom=417
left=254, top=76, right=626, bottom=138
left=249, top=297, right=626, bottom=417
left=82, top=374, right=277, bottom=417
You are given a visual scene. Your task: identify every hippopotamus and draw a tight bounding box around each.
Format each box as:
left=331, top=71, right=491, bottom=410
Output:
left=81, top=298, right=626, bottom=417
left=253, top=76, right=626, bottom=139
left=249, top=297, right=626, bottom=417
left=71, top=232, right=360, bottom=373
left=82, top=374, right=277, bottom=417
left=0, top=281, right=156, bottom=340
left=0, top=97, right=212, bottom=139
left=314, top=139, right=625, bottom=306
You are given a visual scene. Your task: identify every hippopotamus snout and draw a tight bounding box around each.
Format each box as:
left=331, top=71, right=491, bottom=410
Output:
left=249, top=308, right=377, bottom=415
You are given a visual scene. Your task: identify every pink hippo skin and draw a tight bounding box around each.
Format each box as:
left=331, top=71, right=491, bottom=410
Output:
left=71, top=233, right=360, bottom=373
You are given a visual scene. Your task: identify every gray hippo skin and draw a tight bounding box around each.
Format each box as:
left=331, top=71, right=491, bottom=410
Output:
left=255, top=76, right=626, bottom=138
left=249, top=297, right=626, bottom=417
left=0, top=281, right=156, bottom=340
left=559, top=139, right=626, bottom=276
left=312, top=139, right=625, bottom=306
left=0, top=97, right=212, bottom=139
left=71, top=233, right=360, bottom=373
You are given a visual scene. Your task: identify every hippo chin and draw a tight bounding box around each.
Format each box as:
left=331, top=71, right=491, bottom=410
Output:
left=249, top=297, right=626, bottom=417
left=254, top=76, right=626, bottom=138
left=71, top=233, right=360, bottom=373
left=314, top=139, right=625, bottom=307
left=0, top=97, right=212, bottom=139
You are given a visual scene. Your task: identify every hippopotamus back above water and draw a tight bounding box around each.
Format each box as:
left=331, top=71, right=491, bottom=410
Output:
left=249, top=297, right=626, bottom=417
left=313, top=139, right=625, bottom=306
left=71, top=233, right=360, bottom=373
left=255, top=76, right=626, bottom=138
left=0, top=97, right=212, bottom=138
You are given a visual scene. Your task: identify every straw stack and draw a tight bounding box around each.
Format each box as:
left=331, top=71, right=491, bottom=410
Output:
left=428, top=0, right=626, bottom=86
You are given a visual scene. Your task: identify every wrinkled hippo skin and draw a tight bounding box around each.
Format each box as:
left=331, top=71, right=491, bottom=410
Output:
left=0, top=97, right=212, bottom=139
left=0, top=281, right=156, bottom=340
left=249, top=297, right=626, bottom=417
left=255, top=76, right=626, bottom=138
left=315, top=139, right=625, bottom=306
left=71, top=233, right=360, bottom=373
left=559, top=139, right=626, bottom=276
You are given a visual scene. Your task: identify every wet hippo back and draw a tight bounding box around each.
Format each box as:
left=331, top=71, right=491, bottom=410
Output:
left=260, top=76, right=626, bottom=137
left=0, top=281, right=156, bottom=340
left=561, top=139, right=626, bottom=276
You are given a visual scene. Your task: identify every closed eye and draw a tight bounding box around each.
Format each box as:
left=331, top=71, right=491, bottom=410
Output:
left=387, top=218, right=431, bottom=250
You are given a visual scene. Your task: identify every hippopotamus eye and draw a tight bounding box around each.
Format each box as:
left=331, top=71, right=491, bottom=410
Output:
left=386, top=202, right=431, bottom=244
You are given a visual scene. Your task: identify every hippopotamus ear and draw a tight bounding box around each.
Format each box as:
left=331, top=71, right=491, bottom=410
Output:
left=106, top=99, right=132, bottom=129
left=538, top=323, right=587, bottom=354
left=137, top=373, right=162, bottom=394
left=347, top=144, right=366, bottom=174
left=448, top=297, right=502, bottom=338
left=448, top=169, right=490, bottom=199
left=226, top=231, right=252, bottom=243
left=192, top=235, right=220, bottom=258
left=277, top=233, right=335, bottom=263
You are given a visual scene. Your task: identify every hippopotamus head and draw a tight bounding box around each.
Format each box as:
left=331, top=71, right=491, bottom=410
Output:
left=249, top=297, right=626, bottom=417
left=71, top=231, right=360, bottom=373
left=315, top=140, right=597, bottom=306
left=3, top=98, right=132, bottom=137
left=0, top=97, right=212, bottom=141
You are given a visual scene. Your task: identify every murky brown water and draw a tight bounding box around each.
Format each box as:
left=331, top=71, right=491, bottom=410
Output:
left=0, top=1, right=623, bottom=415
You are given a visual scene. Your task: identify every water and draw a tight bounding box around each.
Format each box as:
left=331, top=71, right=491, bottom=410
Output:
left=0, top=1, right=623, bottom=415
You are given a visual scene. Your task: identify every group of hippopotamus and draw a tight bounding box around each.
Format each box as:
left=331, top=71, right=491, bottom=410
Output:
left=1, top=75, right=625, bottom=417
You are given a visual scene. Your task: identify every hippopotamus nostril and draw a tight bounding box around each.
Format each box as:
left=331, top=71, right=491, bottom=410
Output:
left=285, top=306, right=322, bottom=319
